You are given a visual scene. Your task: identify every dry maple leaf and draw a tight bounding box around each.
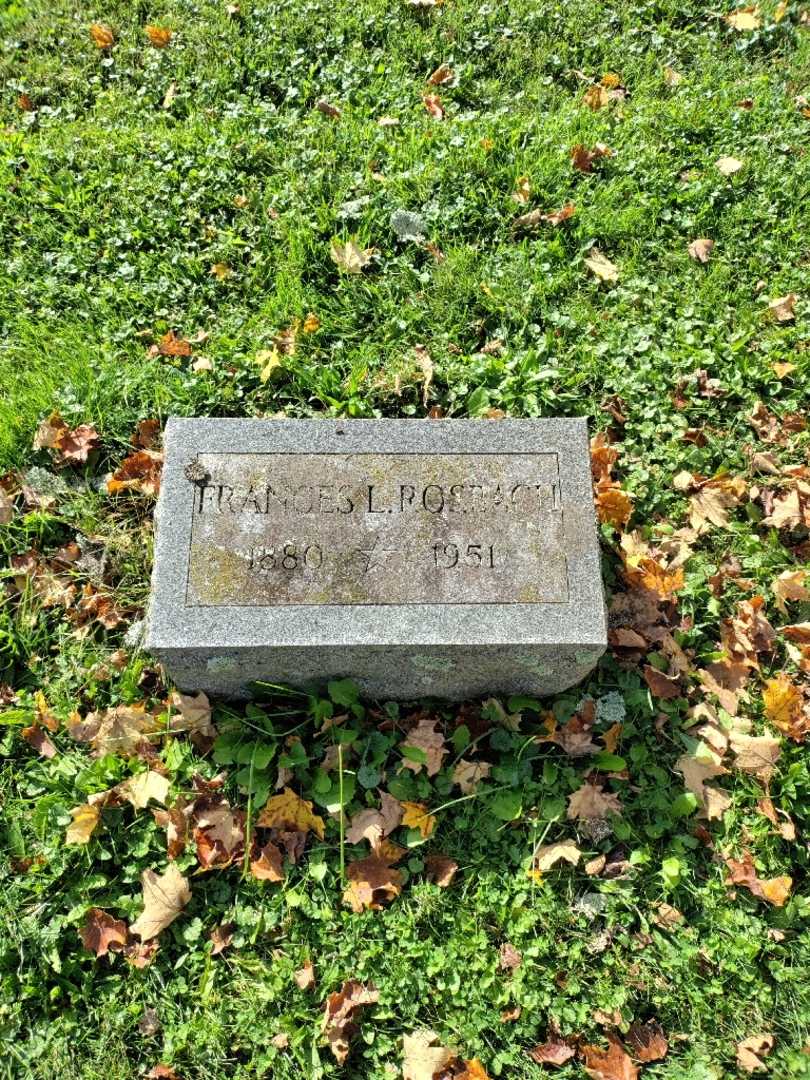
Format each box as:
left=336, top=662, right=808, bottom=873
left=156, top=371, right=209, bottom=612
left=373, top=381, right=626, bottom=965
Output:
left=79, top=908, right=129, bottom=957
left=400, top=718, right=447, bottom=776
left=716, top=155, right=743, bottom=176
left=401, top=800, right=436, bottom=838
left=720, top=596, right=775, bottom=669
left=571, top=143, right=612, bottom=172
left=783, top=623, right=810, bottom=644
left=167, top=691, right=216, bottom=740
left=33, top=412, right=101, bottom=466
left=427, top=63, right=454, bottom=85
left=626, top=1021, right=668, bottom=1063
left=699, top=660, right=749, bottom=716
left=131, top=418, right=161, bottom=448
left=736, top=1033, right=774, bottom=1073
left=423, top=93, right=445, bottom=119
left=528, top=1025, right=577, bottom=1067
left=425, top=853, right=458, bottom=886
left=725, top=6, right=761, bottom=30
left=763, top=674, right=808, bottom=742
left=581, top=1034, right=639, bottom=1080
left=130, top=864, right=191, bottom=940
left=116, top=770, right=170, bottom=810
left=767, top=293, right=797, bottom=323
left=344, top=854, right=404, bottom=912
left=725, top=851, right=791, bottom=907
left=90, top=22, right=115, bottom=47
left=294, top=960, right=316, bottom=989
left=21, top=723, right=56, bottom=759
left=322, top=980, right=379, bottom=1064
left=772, top=570, right=809, bottom=614
left=250, top=840, right=284, bottom=881
left=584, top=248, right=619, bottom=282
left=452, top=759, right=492, bottom=794
left=583, top=84, right=610, bottom=110
left=70, top=704, right=158, bottom=758
left=403, top=1029, right=455, bottom=1080
left=688, top=475, right=747, bottom=531
left=145, top=25, right=172, bottom=47
left=728, top=731, right=781, bottom=784
left=688, top=238, right=714, bottom=263
left=157, top=330, right=192, bottom=356
left=567, top=783, right=622, bottom=821
left=596, top=486, right=634, bottom=529
left=643, top=665, right=682, bottom=699
left=209, top=923, right=234, bottom=955
left=533, top=840, right=582, bottom=871
left=107, top=450, right=163, bottom=496
left=66, top=803, right=102, bottom=844
left=676, top=750, right=730, bottom=820
left=330, top=239, right=375, bottom=274
left=512, top=175, right=531, bottom=204
left=194, top=797, right=246, bottom=868
left=256, top=788, right=325, bottom=838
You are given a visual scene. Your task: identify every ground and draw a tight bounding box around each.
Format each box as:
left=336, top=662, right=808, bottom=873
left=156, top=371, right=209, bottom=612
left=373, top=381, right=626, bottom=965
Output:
left=1, top=0, right=810, bottom=1077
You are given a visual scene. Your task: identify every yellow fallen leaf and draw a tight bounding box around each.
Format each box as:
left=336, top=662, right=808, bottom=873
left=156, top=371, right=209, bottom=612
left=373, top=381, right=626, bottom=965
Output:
left=401, top=800, right=436, bottom=839
left=763, top=674, right=807, bottom=742
left=302, top=312, right=320, bottom=333
left=725, top=7, right=761, bottom=30
left=582, top=84, right=610, bottom=110
left=145, top=25, right=172, bottom=47
left=533, top=840, right=582, bottom=871
left=66, top=803, right=102, bottom=844
left=90, top=23, right=115, bottom=48
left=716, top=155, right=744, bottom=176
left=256, top=346, right=283, bottom=382
left=256, top=787, right=325, bottom=838
left=330, top=239, right=375, bottom=274
left=584, top=248, right=619, bottom=283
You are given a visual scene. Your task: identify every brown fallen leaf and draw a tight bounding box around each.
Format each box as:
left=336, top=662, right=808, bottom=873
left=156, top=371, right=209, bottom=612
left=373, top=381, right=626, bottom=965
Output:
left=79, top=907, right=129, bottom=957
left=567, top=782, right=622, bottom=820
left=736, top=1033, right=774, bottom=1073
left=688, top=238, right=714, bottom=263
left=250, top=840, right=284, bottom=881
left=767, top=293, right=797, bottom=322
left=513, top=203, right=576, bottom=230
left=90, top=22, right=115, bottom=48
left=571, top=143, right=613, bottom=173
left=427, top=63, right=454, bottom=86
left=626, top=1021, right=668, bottom=1063
left=21, top=723, right=57, bottom=758
left=145, top=25, right=172, bottom=47
left=725, top=851, right=791, bottom=907
left=131, top=418, right=161, bottom=449
left=343, top=855, right=403, bottom=912
left=728, top=731, right=781, bottom=784
left=581, top=1034, right=639, bottom=1080
left=583, top=84, right=610, bottom=110
left=167, top=690, right=216, bottom=741
left=157, top=330, right=192, bottom=356
left=256, top=788, right=325, bottom=838
left=107, top=450, right=163, bottom=496
left=596, top=486, right=634, bottom=529
left=512, top=175, right=531, bottom=204
left=425, top=853, right=458, bottom=886
left=423, top=93, right=444, bottom=120
left=209, top=923, right=234, bottom=955
left=643, top=665, right=682, bottom=699
left=294, top=960, right=316, bottom=989
left=400, top=718, right=447, bottom=776
left=322, top=980, right=379, bottom=1064
left=17, top=92, right=35, bottom=111
left=783, top=623, right=810, bottom=644
left=452, top=759, right=492, bottom=794
left=315, top=98, right=341, bottom=119
left=130, top=864, right=191, bottom=940
left=33, top=412, right=101, bottom=466
left=772, top=569, right=809, bottom=614
left=70, top=703, right=158, bottom=758
left=528, top=1029, right=577, bottom=1067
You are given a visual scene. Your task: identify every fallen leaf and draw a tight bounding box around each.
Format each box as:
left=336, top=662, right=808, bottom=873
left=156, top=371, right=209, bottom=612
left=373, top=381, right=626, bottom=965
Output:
left=401, top=800, right=436, bottom=838
left=250, top=840, right=284, bottom=881
left=626, top=1022, right=668, bottom=1063
left=424, top=853, right=458, bottom=886
left=157, top=330, right=192, bottom=356
left=596, top=486, right=634, bottom=529
left=330, top=239, right=375, bottom=274
left=756, top=796, right=796, bottom=841
left=315, top=98, right=341, bottom=118
left=66, top=803, right=102, bottom=844
left=736, top=1033, right=774, bottom=1073
left=33, top=412, right=101, bottom=466
left=400, top=718, right=447, bottom=776
left=452, top=759, right=492, bottom=794
left=344, top=854, right=403, bottom=911
left=567, top=783, right=622, bottom=820
left=783, top=623, right=810, bottom=644
left=725, top=851, right=791, bottom=906
left=772, top=570, right=809, bottom=614
left=498, top=942, right=522, bottom=971
left=117, top=770, right=170, bottom=810
left=209, top=923, right=234, bottom=955
left=571, top=143, right=612, bottom=172
left=533, top=840, right=582, bottom=871
left=162, top=82, right=177, bottom=109
left=512, top=175, right=531, bottom=204
left=130, top=864, right=191, bottom=940
left=414, top=344, right=434, bottom=408
left=427, top=63, right=454, bottom=85
left=145, top=25, right=172, bottom=47
left=584, top=248, right=619, bottom=283
left=168, top=691, right=216, bottom=740
left=643, top=666, right=682, bottom=699
left=322, top=981, right=379, bottom=1064
left=699, top=660, right=750, bottom=716
left=763, top=674, right=808, bottom=741
left=302, top=312, right=320, bottom=333
left=107, top=449, right=163, bottom=496
left=729, top=731, right=781, bottom=783
left=528, top=1031, right=577, bottom=1067
left=79, top=908, right=129, bottom=957
left=294, top=960, right=316, bottom=989
left=90, top=22, right=115, bottom=48
left=716, top=155, right=744, bottom=176
left=767, top=293, right=797, bottom=323
left=17, top=92, right=35, bottom=111
left=663, top=66, right=682, bottom=86
left=725, top=7, right=761, bottom=30
left=423, top=93, right=445, bottom=119
left=581, top=1034, right=639, bottom=1080
left=21, top=723, right=57, bottom=758
left=403, top=1029, right=454, bottom=1080
left=70, top=704, right=157, bottom=758
left=583, top=84, right=610, bottom=110
left=256, top=788, right=325, bottom=838
left=688, top=238, right=714, bottom=263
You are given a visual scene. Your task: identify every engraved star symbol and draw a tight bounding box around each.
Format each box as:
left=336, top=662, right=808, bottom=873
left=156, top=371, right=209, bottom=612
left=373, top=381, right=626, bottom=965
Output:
left=352, top=535, right=398, bottom=574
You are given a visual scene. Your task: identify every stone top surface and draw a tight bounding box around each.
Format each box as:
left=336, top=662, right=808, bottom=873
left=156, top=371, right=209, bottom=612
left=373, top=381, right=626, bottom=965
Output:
left=146, top=418, right=607, bottom=651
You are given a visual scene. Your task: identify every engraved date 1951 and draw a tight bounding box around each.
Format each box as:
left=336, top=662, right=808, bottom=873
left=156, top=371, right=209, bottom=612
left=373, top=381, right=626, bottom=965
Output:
left=432, top=542, right=496, bottom=569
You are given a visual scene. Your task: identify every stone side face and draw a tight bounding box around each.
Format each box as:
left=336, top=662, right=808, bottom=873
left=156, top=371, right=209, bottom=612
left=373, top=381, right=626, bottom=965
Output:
left=145, top=418, right=607, bottom=700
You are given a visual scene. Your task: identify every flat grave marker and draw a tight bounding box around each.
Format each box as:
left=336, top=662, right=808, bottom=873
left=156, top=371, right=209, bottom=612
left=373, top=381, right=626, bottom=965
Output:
left=146, top=418, right=607, bottom=699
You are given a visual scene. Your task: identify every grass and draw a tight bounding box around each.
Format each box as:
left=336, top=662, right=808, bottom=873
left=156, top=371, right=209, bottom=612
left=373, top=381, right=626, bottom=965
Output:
left=1, top=0, right=810, bottom=1076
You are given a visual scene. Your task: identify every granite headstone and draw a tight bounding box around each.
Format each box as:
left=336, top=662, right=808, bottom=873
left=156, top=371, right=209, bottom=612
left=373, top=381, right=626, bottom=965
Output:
left=146, top=418, right=606, bottom=699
